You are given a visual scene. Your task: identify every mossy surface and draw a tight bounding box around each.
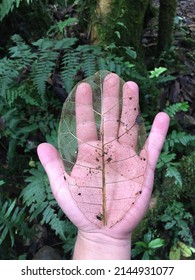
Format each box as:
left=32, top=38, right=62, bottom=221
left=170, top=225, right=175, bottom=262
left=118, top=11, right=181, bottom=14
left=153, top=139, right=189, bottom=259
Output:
left=158, top=0, right=177, bottom=53
left=91, top=0, right=150, bottom=56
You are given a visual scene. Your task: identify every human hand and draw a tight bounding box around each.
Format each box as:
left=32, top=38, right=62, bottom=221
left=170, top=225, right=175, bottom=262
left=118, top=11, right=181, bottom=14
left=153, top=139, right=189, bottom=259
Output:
left=37, top=73, right=169, bottom=259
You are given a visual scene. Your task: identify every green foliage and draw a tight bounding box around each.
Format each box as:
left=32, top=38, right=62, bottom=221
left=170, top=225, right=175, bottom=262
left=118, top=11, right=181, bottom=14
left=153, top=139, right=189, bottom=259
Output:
left=132, top=230, right=165, bottom=260
left=180, top=152, right=195, bottom=197
left=149, top=67, right=167, bottom=78
left=21, top=164, right=66, bottom=241
left=169, top=241, right=195, bottom=260
left=164, top=102, right=189, bottom=118
left=0, top=33, right=137, bottom=103
left=156, top=101, right=195, bottom=187
left=0, top=199, right=25, bottom=246
left=160, top=201, right=193, bottom=245
left=0, top=0, right=33, bottom=21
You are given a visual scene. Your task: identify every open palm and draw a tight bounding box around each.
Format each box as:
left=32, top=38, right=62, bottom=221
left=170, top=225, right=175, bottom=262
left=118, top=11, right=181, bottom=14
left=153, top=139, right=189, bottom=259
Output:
left=37, top=73, right=169, bottom=240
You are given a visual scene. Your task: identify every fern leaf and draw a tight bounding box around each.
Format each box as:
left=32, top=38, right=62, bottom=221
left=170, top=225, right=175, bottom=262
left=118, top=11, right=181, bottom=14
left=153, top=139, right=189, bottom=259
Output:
left=61, top=50, right=79, bottom=93
left=0, top=199, right=25, bottom=246
left=164, top=102, right=189, bottom=117
left=166, top=166, right=182, bottom=187
left=156, top=152, right=176, bottom=168
left=4, top=199, right=16, bottom=219
left=0, top=58, right=19, bottom=96
left=29, top=202, right=48, bottom=222
left=22, top=168, right=48, bottom=208
left=48, top=210, right=66, bottom=241
left=165, top=130, right=195, bottom=150
left=0, top=227, right=9, bottom=246
left=9, top=34, right=35, bottom=66
left=32, top=52, right=58, bottom=96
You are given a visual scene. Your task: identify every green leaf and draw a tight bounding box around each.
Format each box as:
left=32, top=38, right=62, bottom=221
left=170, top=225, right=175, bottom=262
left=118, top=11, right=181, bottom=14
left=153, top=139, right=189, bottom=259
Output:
left=115, top=31, right=121, bottom=39
left=4, top=199, right=16, bottom=219
left=165, top=166, right=182, bottom=187
left=148, top=238, right=165, bottom=249
left=0, top=180, right=5, bottom=186
left=143, top=231, right=152, bottom=243
left=0, top=226, right=9, bottom=246
left=142, top=251, right=150, bottom=260
left=178, top=241, right=192, bottom=257
left=135, top=241, right=148, bottom=248
left=164, top=220, right=176, bottom=229
left=156, top=152, right=176, bottom=168
left=164, top=102, right=189, bottom=117
left=125, top=47, right=137, bottom=59
left=169, top=245, right=181, bottom=260
left=57, top=18, right=78, bottom=33
left=149, top=67, right=167, bottom=78
left=189, top=246, right=195, bottom=253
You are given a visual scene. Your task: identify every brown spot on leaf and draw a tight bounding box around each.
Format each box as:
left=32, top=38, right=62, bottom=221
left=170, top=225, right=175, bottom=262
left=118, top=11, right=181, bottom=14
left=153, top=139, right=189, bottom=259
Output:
left=96, top=213, right=103, bottom=221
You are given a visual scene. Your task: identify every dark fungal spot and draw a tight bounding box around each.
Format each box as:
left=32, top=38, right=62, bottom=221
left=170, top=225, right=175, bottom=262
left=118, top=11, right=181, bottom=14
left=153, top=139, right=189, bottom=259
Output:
left=135, top=190, right=142, bottom=195
left=78, top=193, right=81, bottom=196
left=107, top=157, right=112, bottom=163
left=63, top=175, right=66, bottom=181
left=96, top=213, right=103, bottom=221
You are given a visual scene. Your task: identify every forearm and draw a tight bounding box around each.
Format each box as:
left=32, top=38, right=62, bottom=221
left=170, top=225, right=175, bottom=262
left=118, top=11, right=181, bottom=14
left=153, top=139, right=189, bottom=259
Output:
left=73, top=230, right=131, bottom=260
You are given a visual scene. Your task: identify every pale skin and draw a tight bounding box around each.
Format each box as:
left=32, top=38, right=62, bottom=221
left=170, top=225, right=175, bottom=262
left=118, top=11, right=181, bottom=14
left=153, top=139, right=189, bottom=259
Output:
left=37, top=73, right=170, bottom=260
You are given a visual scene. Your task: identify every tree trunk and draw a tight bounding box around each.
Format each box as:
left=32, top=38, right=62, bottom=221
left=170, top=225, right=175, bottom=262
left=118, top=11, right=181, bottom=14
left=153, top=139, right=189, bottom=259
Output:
left=158, top=0, right=177, bottom=54
left=90, top=0, right=150, bottom=56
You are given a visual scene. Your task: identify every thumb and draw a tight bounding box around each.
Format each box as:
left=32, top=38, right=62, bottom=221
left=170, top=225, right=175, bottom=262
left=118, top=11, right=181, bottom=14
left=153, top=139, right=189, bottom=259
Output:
left=37, top=143, right=65, bottom=185
left=37, top=143, right=87, bottom=226
left=37, top=143, right=70, bottom=201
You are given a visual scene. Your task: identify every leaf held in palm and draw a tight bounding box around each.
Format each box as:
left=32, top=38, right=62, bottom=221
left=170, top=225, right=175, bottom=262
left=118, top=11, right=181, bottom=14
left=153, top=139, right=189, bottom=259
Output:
left=58, top=71, right=147, bottom=228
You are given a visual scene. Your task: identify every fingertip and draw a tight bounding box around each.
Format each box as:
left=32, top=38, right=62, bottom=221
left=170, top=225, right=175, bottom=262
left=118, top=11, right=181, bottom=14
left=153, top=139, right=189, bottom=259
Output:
left=37, top=143, right=59, bottom=166
left=153, top=112, right=170, bottom=135
left=126, top=81, right=139, bottom=94
left=77, top=82, right=91, bottom=91
left=155, top=112, right=170, bottom=124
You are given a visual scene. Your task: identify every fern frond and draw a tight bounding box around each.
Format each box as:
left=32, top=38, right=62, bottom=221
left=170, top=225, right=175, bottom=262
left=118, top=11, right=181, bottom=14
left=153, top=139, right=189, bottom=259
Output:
left=31, top=51, right=59, bottom=95
left=78, top=45, right=101, bottom=76
left=165, top=130, right=195, bottom=150
left=9, top=34, right=36, bottom=66
left=0, top=199, right=25, bottom=246
left=42, top=206, right=66, bottom=241
left=31, top=38, right=76, bottom=96
left=164, top=102, right=189, bottom=117
left=165, top=165, right=182, bottom=187
left=5, top=84, right=39, bottom=107
left=156, top=152, right=176, bottom=168
left=22, top=164, right=66, bottom=241
left=22, top=165, right=49, bottom=210
left=0, top=58, right=19, bottom=96
left=61, top=50, right=79, bottom=93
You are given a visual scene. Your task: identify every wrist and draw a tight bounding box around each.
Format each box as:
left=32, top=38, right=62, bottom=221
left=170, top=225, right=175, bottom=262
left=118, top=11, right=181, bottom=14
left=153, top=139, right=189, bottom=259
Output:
left=73, top=230, right=131, bottom=260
